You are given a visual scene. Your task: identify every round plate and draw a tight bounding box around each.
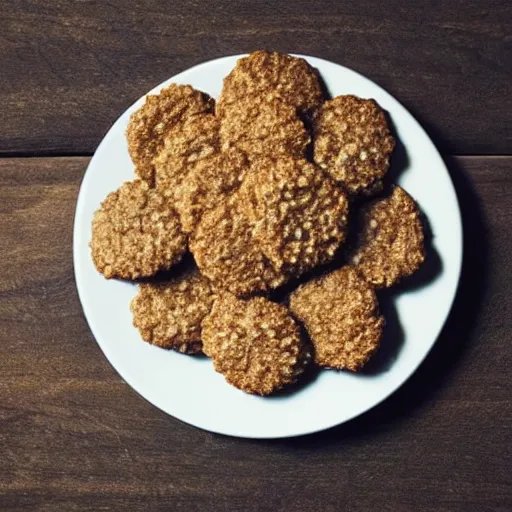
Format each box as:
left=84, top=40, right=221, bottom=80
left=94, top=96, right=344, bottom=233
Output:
left=73, top=54, right=462, bottom=439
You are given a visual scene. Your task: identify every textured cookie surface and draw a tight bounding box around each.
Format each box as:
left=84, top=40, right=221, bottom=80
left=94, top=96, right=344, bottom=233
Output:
left=313, top=95, right=395, bottom=195
left=202, top=293, right=309, bottom=395
left=153, top=113, right=219, bottom=190
left=190, top=195, right=287, bottom=297
left=242, top=156, right=349, bottom=275
left=217, top=50, right=324, bottom=116
left=350, top=185, right=425, bottom=288
left=90, top=180, right=187, bottom=280
left=219, top=97, right=309, bottom=161
left=127, top=84, right=214, bottom=182
left=130, top=266, right=215, bottom=354
left=174, top=148, right=249, bottom=233
left=290, top=266, right=384, bottom=370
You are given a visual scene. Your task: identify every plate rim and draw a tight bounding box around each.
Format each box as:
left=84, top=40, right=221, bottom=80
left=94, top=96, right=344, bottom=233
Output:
left=73, top=53, right=463, bottom=439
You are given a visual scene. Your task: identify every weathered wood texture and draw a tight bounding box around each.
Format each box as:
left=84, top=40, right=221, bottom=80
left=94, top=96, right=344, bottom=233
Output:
left=0, top=156, right=510, bottom=511
left=1, top=0, right=511, bottom=156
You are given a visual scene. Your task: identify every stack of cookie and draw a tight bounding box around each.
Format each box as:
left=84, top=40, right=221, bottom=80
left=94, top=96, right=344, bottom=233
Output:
left=90, top=51, right=425, bottom=396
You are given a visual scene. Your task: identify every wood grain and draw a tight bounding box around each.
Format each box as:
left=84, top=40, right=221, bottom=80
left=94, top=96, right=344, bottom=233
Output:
left=0, top=156, right=510, bottom=511
left=1, top=0, right=511, bottom=156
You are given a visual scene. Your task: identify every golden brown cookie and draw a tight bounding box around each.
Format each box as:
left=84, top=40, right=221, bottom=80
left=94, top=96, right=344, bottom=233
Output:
left=241, top=156, right=349, bottom=275
left=219, top=96, right=310, bottom=161
left=312, top=95, right=395, bottom=195
left=350, top=185, right=425, bottom=288
left=174, top=147, right=249, bottom=233
left=130, top=266, right=216, bottom=354
left=189, top=194, right=287, bottom=297
left=126, top=84, right=214, bottom=182
left=90, top=180, right=187, bottom=280
left=153, top=113, right=220, bottom=190
left=217, top=50, right=324, bottom=116
left=290, top=266, right=384, bottom=370
left=202, top=293, right=310, bottom=395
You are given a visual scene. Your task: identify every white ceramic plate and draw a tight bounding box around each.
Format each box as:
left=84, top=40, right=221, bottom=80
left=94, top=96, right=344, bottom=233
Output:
left=73, top=54, right=462, bottom=439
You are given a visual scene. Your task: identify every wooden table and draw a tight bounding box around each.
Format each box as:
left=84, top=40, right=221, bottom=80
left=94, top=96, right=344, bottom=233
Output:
left=1, top=1, right=511, bottom=510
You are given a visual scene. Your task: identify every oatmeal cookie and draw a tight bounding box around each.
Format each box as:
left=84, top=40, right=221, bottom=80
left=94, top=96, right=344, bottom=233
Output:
left=90, top=180, right=187, bottom=280
left=217, top=50, right=324, bottom=116
left=130, top=266, right=215, bottom=354
left=153, top=113, right=219, bottom=190
left=290, top=266, right=384, bottom=370
left=219, top=96, right=309, bottom=161
left=313, top=95, right=395, bottom=195
left=189, top=194, right=287, bottom=297
left=241, top=156, right=349, bottom=275
left=350, top=185, right=425, bottom=287
left=202, top=293, right=310, bottom=395
left=174, top=147, right=249, bottom=233
left=127, top=84, right=214, bottom=182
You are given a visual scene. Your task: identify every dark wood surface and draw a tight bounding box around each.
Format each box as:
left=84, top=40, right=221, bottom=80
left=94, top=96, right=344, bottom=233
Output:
left=1, top=1, right=511, bottom=510
left=0, top=156, right=510, bottom=511
left=1, top=0, right=511, bottom=156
